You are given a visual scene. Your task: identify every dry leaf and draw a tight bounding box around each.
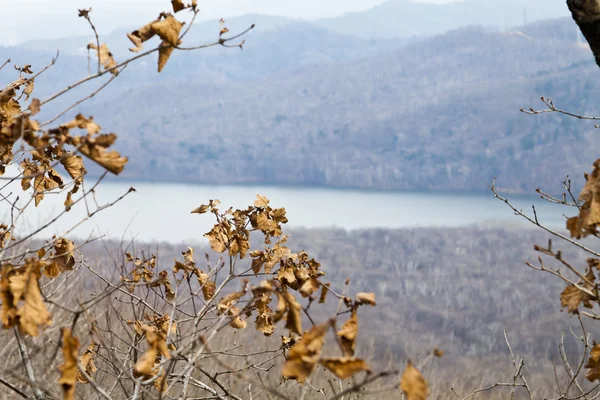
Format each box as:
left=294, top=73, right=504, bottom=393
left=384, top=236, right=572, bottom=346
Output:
left=337, top=309, right=358, bottom=357
left=58, top=328, right=79, bottom=400
left=561, top=285, right=594, bottom=314
left=299, top=276, right=320, bottom=298
left=195, top=270, right=215, bottom=300
left=134, top=326, right=170, bottom=377
left=400, top=362, right=429, bottom=400
left=356, top=292, right=376, bottom=306
left=87, top=43, right=118, bottom=75
left=61, top=153, right=86, bottom=181
left=127, top=20, right=157, bottom=52
left=568, top=159, right=600, bottom=238
left=1, top=260, right=53, bottom=335
left=254, top=194, right=270, bottom=207
left=151, top=14, right=184, bottom=46
left=318, top=283, right=330, bottom=304
left=171, top=0, right=186, bottom=12
left=281, top=322, right=329, bottom=383
left=319, top=357, right=371, bottom=380
left=158, top=42, right=176, bottom=73
left=283, top=290, right=302, bottom=335
left=587, top=343, right=600, bottom=381
left=77, top=341, right=99, bottom=383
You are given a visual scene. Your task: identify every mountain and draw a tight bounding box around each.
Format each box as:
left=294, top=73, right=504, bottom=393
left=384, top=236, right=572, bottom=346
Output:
left=3, top=17, right=598, bottom=194
left=316, top=0, right=571, bottom=39
left=60, top=17, right=596, bottom=194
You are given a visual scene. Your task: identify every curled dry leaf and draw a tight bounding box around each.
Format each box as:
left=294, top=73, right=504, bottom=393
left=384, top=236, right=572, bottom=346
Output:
left=195, top=269, right=215, bottom=300
left=204, top=222, right=229, bottom=253
left=62, top=114, right=101, bottom=135
left=318, top=283, right=330, bottom=304
left=171, top=0, right=190, bottom=13
left=67, top=132, right=128, bottom=175
left=567, top=159, right=600, bottom=238
left=61, top=152, right=86, bottom=181
left=400, top=361, right=429, bottom=400
left=151, top=271, right=175, bottom=300
left=1, top=260, right=52, bottom=336
left=134, top=326, right=171, bottom=377
left=587, top=343, right=600, bottom=381
left=87, top=43, right=118, bottom=74
left=299, top=276, right=320, bottom=298
left=281, top=322, right=329, bottom=383
left=254, top=194, right=270, bottom=208
left=337, top=309, right=358, bottom=357
left=58, top=328, right=79, bottom=400
left=28, top=98, right=40, bottom=115
left=560, top=268, right=595, bottom=314
left=23, top=79, right=34, bottom=100
left=217, top=290, right=248, bottom=329
left=356, top=292, right=376, bottom=306
left=561, top=285, right=594, bottom=314
left=319, top=357, right=371, bottom=380
left=77, top=340, right=99, bottom=383
left=282, top=289, right=302, bottom=335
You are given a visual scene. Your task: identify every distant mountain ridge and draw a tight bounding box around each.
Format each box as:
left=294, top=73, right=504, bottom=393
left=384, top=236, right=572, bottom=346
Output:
left=316, top=0, right=570, bottom=38
left=10, top=0, right=573, bottom=50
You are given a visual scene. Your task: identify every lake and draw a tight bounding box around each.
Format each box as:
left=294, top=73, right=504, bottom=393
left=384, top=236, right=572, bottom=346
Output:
left=4, top=179, right=572, bottom=243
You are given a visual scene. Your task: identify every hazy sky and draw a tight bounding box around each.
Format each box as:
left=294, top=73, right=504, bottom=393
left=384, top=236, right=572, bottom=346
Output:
left=0, top=0, right=455, bottom=44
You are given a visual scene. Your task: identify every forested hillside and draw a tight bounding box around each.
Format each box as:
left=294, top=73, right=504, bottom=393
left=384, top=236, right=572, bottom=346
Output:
left=3, top=18, right=598, bottom=193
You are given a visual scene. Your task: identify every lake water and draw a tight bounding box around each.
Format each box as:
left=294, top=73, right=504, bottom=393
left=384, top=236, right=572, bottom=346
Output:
left=4, top=179, right=572, bottom=243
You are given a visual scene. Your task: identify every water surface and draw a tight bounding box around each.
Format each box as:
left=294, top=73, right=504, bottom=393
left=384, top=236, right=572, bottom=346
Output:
left=5, top=180, right=571, bottom=243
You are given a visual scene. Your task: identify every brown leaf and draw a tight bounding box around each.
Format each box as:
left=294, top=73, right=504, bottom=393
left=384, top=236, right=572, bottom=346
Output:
left=28, top=98, right=41, bottom=115
left=23, top=80, right=34, bottom=100
left=281, top=322, right=329, bottom=383
left=63, top=114, right=101, bottom=135
left=58, top=328, right=79, bottom=400
left=191, top=204, right=210, bottom=214
left=127, top=19, right=158, bottom=52
left=151, top=14, right=184, bottom=46
left=337, top=310, right=358, bottom=357
left=134, top=326, right=170, bottom=377
left=45, top=238, right=75, bottom=278
left=204, top=223, right=229, bottom=253
left=356, top=292, right=376, bottom=306
left=561, top=285, right=594, bottom=314
left=400, top=362, right=429, bottom=400
left=229, top=234, right=250, bottom=259
left=283, top=290, right=302, bottom=335
left=1, top=260, right=52, bottom=335
left=195, top=270, right=215, bottom=300
left=587, top=343, right=600, bottom=381
left=319, top=357, right=371, bottom=380
left=299, top=276, right=320, bottom=298
left=77, top=341, right=99, bottom=383
left=254, top=194, right=270, bottom=208
left=171, top=0, right=186, bottom=12
left=318, top=283, right=330, bottom=304
left=158, top=42, right=176, bottom=73
left=568, top=159, right=600, bottom=238
left=217, top=291, right=246, bottom=314
left=433, top=348, right=444, bottom=358
left=61, top=152, right=86, bottom=181
left=67, top=130, right=128, bottom=175
left=87, top=43, right=118, bottom=75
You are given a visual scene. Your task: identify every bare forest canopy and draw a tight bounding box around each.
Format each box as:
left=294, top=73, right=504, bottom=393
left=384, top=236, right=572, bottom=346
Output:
left=3, top=15, right=600, bottom=194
